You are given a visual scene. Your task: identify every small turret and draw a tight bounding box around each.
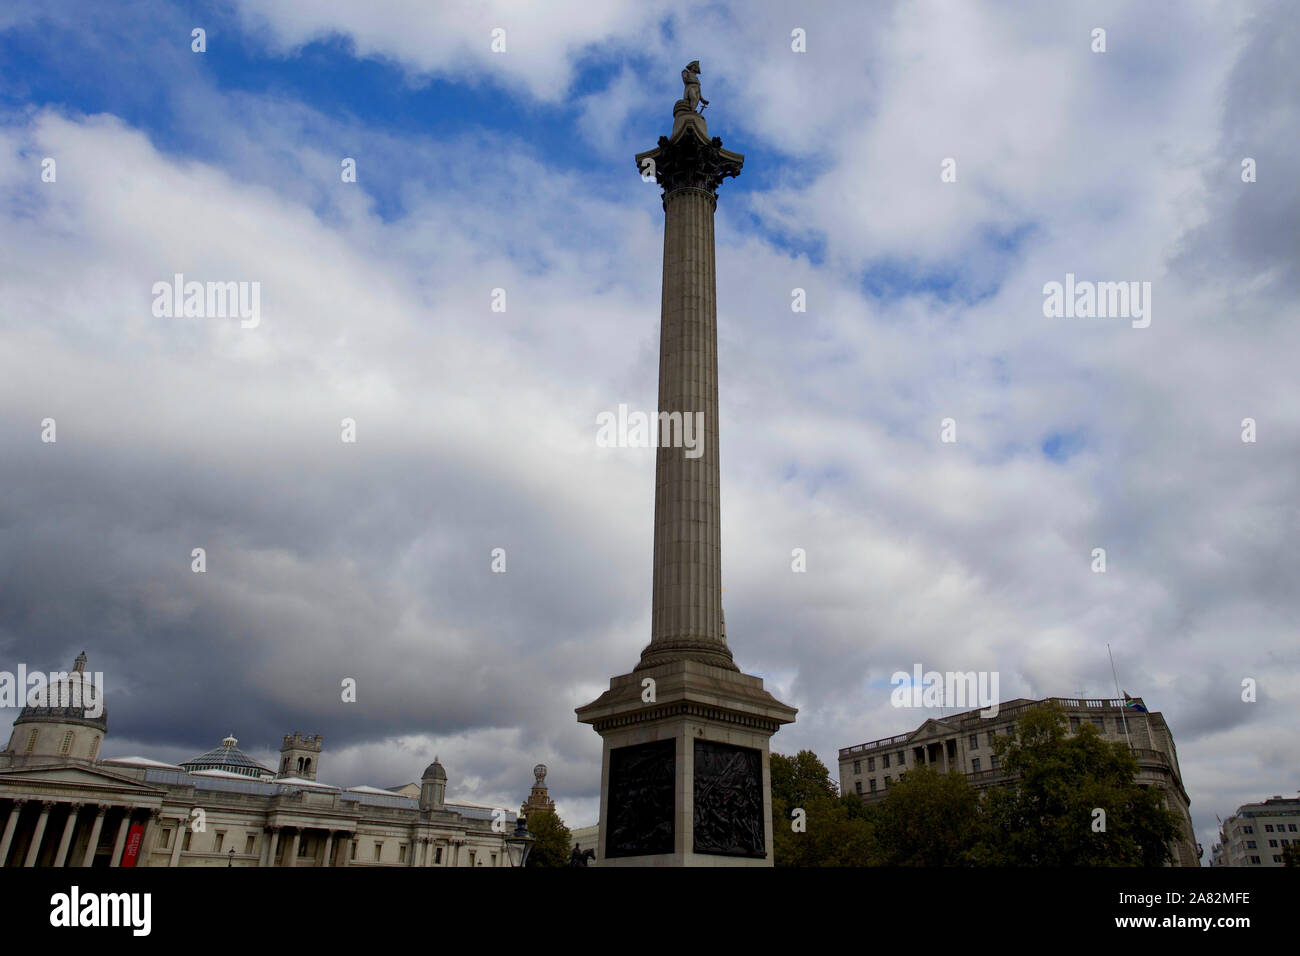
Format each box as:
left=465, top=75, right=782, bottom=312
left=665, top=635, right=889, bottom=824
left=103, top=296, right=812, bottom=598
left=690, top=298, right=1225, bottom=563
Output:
left=277, top=731, right=322, bottom=780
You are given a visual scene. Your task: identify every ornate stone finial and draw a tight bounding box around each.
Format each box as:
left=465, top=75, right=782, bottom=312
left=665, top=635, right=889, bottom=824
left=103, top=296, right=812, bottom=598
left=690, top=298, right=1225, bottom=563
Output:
left=222, top=733, right=237, bottom=748
left=534, top=763, right=547, bottom=785
left=73, top=651, right=88, bottom=674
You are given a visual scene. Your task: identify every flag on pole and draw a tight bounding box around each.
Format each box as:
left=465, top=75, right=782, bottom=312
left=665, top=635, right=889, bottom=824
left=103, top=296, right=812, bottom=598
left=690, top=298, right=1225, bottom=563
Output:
left=1122, top=692, right=1147, bottom=713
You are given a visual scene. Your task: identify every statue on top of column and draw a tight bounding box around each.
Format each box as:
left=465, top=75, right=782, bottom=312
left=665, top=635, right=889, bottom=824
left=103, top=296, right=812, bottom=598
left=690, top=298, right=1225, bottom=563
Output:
left=682, top=61, right=708, bottom=112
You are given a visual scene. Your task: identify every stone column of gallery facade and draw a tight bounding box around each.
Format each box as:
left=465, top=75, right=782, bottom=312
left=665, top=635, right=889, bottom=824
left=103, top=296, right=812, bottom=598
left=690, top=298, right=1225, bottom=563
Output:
left=578, top=66, right=796, bottom=867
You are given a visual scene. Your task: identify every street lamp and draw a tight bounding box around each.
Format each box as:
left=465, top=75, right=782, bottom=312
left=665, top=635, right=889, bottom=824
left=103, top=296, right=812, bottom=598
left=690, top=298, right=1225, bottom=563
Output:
left=227, top=848, right=235, bottom=867
left=505, top=815, right=533, bottom=867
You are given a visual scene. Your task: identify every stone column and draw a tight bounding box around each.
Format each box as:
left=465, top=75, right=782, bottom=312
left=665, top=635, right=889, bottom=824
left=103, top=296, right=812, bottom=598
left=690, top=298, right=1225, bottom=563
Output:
left=136, top=809, right=160, bottom=867
left=108, top=809, right=132, bottom=867
left=53, top=802, right=82, bottom=867
left=632, top=108, right=744, bottom=674
left=169, top=817, right=185, bottom=867
left=264, top=827, right=280, bottom=867
left=285, top=828, right=299, bottom=867
left=0, top=799, right=25, bottom=866
left=339, top=834, right=350, bottom=867
left=81, top=805, right=106, bottom=867
left=322, top=831, right=334, bottom=868
left=24, top=801, right=54, bottom=866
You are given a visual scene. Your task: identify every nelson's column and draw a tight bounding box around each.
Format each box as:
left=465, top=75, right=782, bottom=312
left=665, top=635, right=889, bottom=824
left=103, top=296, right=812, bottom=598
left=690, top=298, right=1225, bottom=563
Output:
left=576, top=62, right=797, bottom=866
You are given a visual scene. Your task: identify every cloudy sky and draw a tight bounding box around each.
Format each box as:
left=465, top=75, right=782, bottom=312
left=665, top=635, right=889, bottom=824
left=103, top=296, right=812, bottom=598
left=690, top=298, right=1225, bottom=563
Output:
left=1, top=0, right=1296, bottom=859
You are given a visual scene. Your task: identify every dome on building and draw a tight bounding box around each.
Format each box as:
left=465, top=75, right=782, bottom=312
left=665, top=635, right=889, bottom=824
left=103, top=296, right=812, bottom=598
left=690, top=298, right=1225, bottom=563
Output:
left=14, top=651, right=106, bottom=733
left=422, top=757, right=447, bottom=781
left=180, top=733, right=271, bottom=779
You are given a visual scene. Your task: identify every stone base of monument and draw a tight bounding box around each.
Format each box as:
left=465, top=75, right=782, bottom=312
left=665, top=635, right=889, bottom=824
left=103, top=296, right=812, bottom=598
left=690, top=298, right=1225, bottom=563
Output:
left=576, top=659, right=797, bottom=867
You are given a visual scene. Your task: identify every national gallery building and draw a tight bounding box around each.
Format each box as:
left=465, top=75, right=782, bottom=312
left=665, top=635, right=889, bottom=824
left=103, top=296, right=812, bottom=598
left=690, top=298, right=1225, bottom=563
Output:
left=0, top=654, right=524, bottom=867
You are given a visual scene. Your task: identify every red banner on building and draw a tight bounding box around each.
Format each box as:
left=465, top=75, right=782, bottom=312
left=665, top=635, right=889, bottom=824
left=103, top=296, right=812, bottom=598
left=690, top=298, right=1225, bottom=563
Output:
left=119, top=822, right=145, bottom=867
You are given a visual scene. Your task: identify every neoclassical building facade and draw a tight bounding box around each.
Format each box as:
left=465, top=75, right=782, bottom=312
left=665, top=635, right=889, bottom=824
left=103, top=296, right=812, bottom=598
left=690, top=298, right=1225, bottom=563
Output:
left=0, top=655, right=522, bottom=867
left=839, top=696, right=1200, bottom=867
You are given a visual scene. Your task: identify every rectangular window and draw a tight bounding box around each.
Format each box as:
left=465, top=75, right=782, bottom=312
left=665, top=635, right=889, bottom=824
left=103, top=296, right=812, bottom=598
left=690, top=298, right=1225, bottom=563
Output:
left=1244, top=826, right=1254, bottom=834
left=1246, top=841, right=1256, bottom=848
left=374, top=842, right=383, bottom=861
left=882, top=753, right=890, bottom=768
left=1265, top=824, right=1274, bottom=832
left=972, top=757, right=981, bottom=772
left=1250, top=856, right=1260, bottom=864
left=853, top=760, right=860, bottom=774
left=988, top=731, right=996, bottom=747
left=869, top=779, right=877, bottom=793
left=1070, top=717, right=1081, bottom=731
left=298, top=838, right=310, bottom=856
left=182, top=830, right=192, bottom=851
left=351, top=840, right=358, bottom=860
left=1269, top=840, right=1278, bottom=848
left=969, top=735, right=978, bottom=749
left=897, top=751, right=905, bottom=765
left=491, top=853, right=497, bottom=866
left=214, top=832, right=225, bottom=852
left=469, top=851, right=477, bottom=866
left=867, top=757, right=875, bottom=772
left=855, top=781, right=862, bottom=795
left=1274, top=855, right=1282, bottom=863
left=1289, top=824, right=1297, bottom=832
left=435, top=847, right=443, bottom=864
left=399, top=844, right=408, bottom=863
left=244, top=835, right=255, bottom=855
left=884, top=776, right=891, bottom=787
left=991, top=755, right=999, bottom=770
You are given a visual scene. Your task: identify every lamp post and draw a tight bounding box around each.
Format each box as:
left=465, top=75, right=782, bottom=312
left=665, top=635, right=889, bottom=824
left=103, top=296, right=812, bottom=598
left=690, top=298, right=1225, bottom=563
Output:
left=227, top=847, right=235, bottom=868
left=505, top=815, right=533, bottom=868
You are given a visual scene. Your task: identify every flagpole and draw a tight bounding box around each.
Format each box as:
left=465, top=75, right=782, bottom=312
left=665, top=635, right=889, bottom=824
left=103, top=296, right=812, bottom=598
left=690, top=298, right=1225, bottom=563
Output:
left=1108, top=643, right=1133, bottom=751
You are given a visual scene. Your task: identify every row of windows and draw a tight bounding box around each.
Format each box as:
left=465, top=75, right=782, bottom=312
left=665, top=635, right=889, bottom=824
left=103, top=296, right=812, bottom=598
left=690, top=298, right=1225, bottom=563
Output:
left=1238, top=823, right=1298, bottom=835
left=1248, top=856, right=1286, bottom=864
left=851, top=727, right=1026, bottom=775
left=1244, top=838, right=1296, bottom=849
left=22, top=728, right=102, bottom=759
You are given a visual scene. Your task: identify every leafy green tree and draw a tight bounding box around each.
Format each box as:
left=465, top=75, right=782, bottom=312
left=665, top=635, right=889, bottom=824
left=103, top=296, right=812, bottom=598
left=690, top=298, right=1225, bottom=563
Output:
left=1282, top=842, right=1300, bottom=867
left=875, top=765, right=984, bottom=866
left=770, top=750, right=882, bottom=866
left=524, top=810, right=571, bottom=867
left=979, top=705, right=1183, bottom=866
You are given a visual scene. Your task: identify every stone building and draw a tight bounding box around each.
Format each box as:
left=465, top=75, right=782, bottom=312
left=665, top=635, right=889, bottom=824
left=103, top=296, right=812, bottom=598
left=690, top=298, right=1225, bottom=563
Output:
left=0, top=654, right=522, bottom=867
left=1211, top=795, right=1300, bottom=866
left=838, top=696, right=1199, bottom=866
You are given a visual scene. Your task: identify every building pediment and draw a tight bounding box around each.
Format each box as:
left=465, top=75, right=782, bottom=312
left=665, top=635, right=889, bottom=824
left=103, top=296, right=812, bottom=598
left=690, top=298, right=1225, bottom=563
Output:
left=0, top=763, right=167, bottom=798
left=906, top=719, right=958, bottom=743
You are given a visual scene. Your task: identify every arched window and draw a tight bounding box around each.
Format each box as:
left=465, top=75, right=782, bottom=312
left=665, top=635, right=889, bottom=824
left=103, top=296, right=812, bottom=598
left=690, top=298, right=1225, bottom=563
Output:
left=25, top=729, right=39, bottom=754
left=304, top=758, right=311, bottom=774
left=297, top=757, right=304, bottom=772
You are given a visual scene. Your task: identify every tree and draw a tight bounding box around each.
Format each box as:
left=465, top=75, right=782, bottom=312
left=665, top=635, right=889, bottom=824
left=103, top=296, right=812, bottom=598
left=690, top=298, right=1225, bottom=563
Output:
left=875, top=765, right=984, bottom=866
left=979, top=705, right=1183, bottom=866
left=1282, top=842, right=1300, bottom=867
left=770, top=750, right=882, bottom=866
left=524, top=810, right=571, bottom=867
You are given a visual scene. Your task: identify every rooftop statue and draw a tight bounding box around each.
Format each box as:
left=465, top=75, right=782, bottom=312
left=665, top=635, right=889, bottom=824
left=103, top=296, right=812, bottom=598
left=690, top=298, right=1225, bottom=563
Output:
left=681, top=60, right=708, bottom=112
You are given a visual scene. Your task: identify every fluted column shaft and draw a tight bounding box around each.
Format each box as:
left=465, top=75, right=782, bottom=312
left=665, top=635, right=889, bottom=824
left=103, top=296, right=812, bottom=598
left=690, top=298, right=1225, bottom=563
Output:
left=640, top=186, right=735, bottom=671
